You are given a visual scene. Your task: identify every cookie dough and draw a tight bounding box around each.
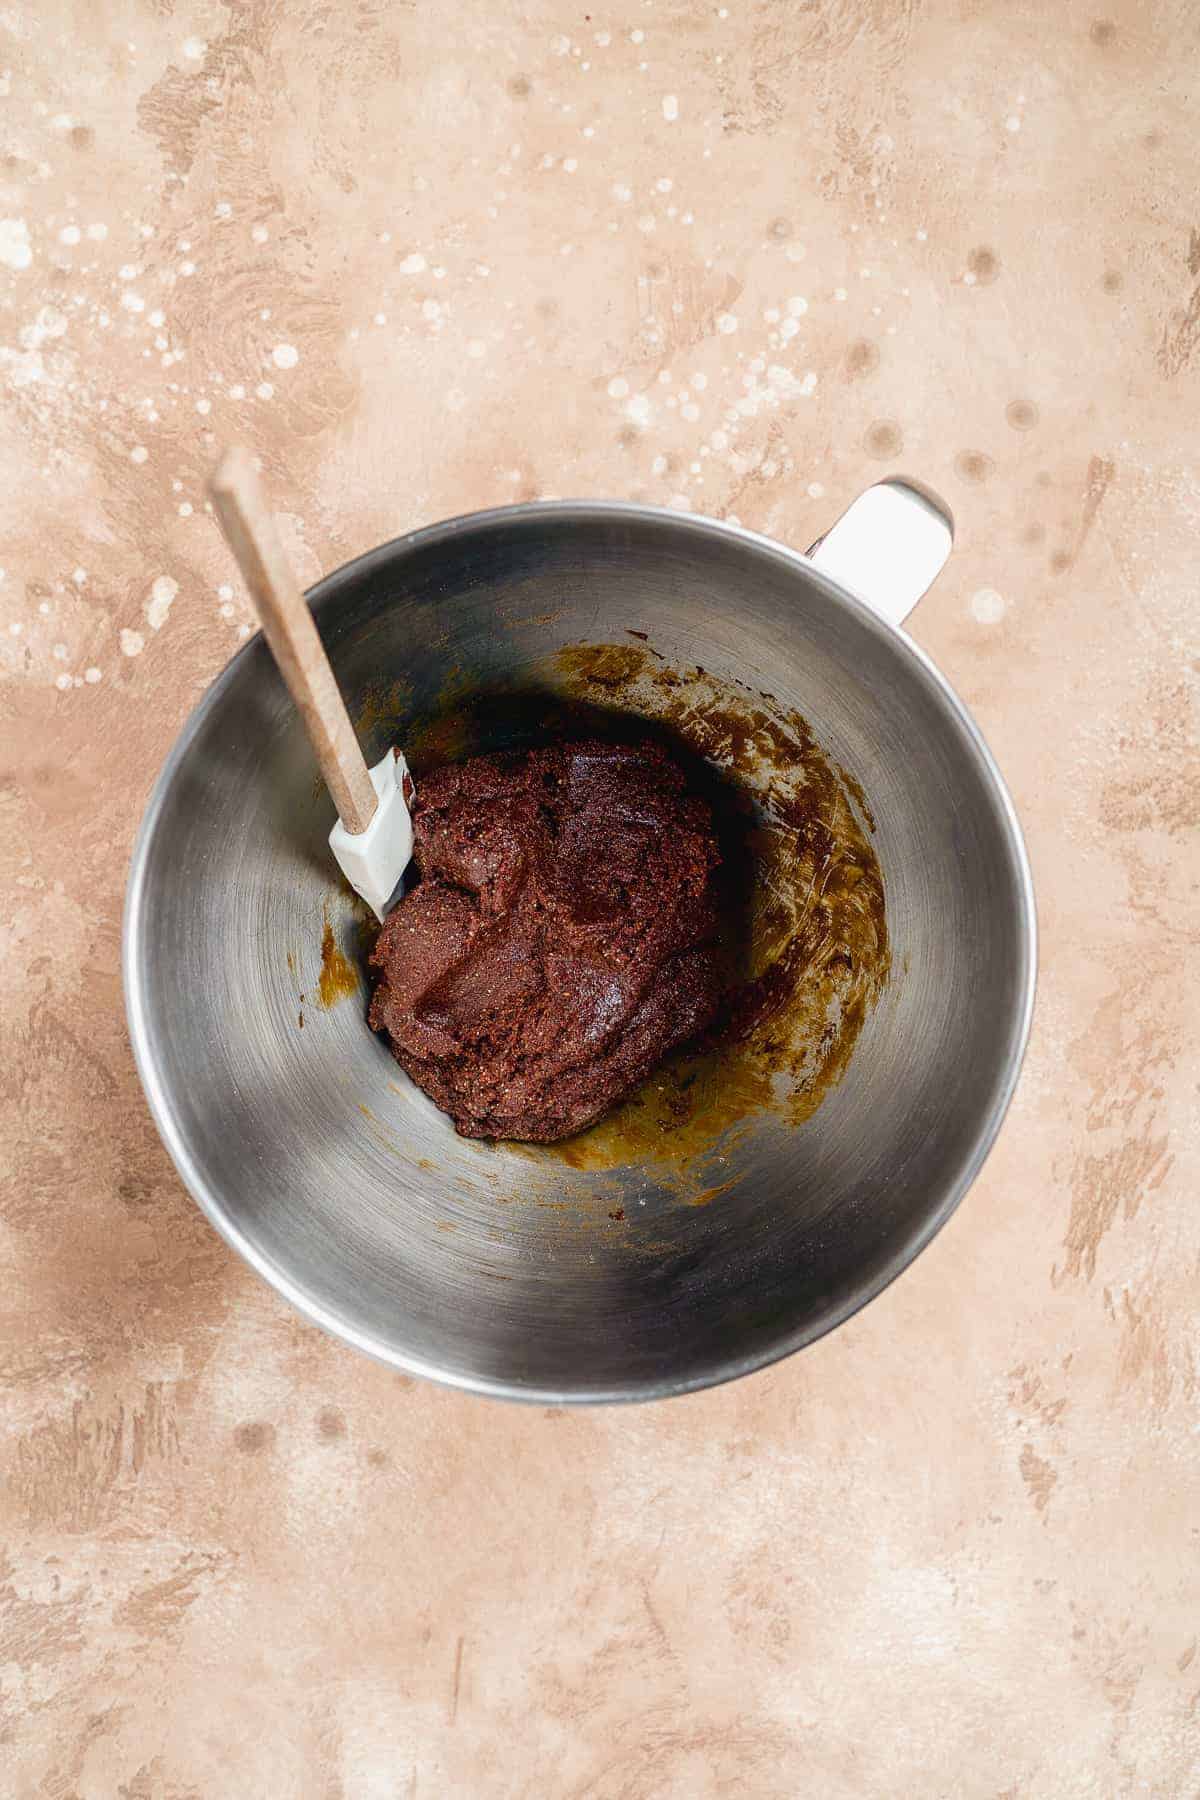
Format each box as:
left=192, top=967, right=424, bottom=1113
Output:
left=368, top=739, right=722, bottom=1141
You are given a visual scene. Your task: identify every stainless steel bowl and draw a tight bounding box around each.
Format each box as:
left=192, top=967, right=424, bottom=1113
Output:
left=124, top=488, right=1035, bottom=1402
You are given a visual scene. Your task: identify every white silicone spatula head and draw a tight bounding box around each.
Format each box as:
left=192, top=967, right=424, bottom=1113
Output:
left=327, top=748, right=414, bottom=920
left=208, top=447, right=413, bottom=919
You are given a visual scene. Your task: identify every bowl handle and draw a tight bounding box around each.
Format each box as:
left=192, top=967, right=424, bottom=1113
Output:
left=806, top=478, right=954, bottom=629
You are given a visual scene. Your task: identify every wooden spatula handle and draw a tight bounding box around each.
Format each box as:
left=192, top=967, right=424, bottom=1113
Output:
left=209, top=447, right=378, bottom=835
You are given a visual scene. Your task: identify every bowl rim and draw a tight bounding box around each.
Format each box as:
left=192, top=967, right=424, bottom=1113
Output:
left=123, top=498, right=1038, bottom=1405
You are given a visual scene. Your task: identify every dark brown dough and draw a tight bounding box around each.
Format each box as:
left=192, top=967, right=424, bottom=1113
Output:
left=368, top=739, right=722, bottom=1141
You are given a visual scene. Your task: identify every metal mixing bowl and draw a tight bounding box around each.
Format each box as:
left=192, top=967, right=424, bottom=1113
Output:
left=124, top=497, right=1035, bottom=1402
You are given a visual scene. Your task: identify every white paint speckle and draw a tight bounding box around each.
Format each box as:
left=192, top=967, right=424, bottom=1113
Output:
left=445, top=388, right=466, bottom=413
left=625, top=393, right=651, bottom=426
left=147, top=574, right=178, bottom=630
left=55, top=672, right=72, bottom=691
left=807, top=481, right=825, bottom=499
left=120, top=628, right=145, bottom=657
left=271, top=342, right=298, bottom=369
left=120, top=290, right=145, bottom=313
left=716, top=312, right=738, bottom=335
left=255, top=381, right=273, bottom=399
left=178, top=502, right=193, bottom=517
left=563, top=157, right=578, bottom=174
left=1005, top=115, right=1021, bottom=133
left=195, top=397, right=211, bottom=414
left=218, top=584, right=233, bottom=601
left=662, top=94, right=679, bottom=122
left=182, top=36, right=206, bottom=60
left=971, top=587, right=1006, bottom=624
left=84, top=665, right=101, bottom=683
left=130, top=445, right=148, bottom=464
left=0, top=218, right=32, bottom=271
left=399, top=251, right=426, bottom=274
left=421, top=298, right=441, bottom=322
left=58, top=224, right=81, bottom=246
left=251, top=223, right=269, bottom=244
left=72, top=567, right=87, bottom=585
left=19, top=304, right=67, bottom=350
left=630, top=28, right=645, bottom=44
left=466, top=338, right=487, bottom=359
left=611, top=182, right=632, bottom=204
left=787, top=295, right=808, bottom=316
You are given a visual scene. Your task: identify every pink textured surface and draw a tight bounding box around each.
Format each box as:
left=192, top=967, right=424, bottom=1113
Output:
left=1, top=1, right=1198, bottom=1792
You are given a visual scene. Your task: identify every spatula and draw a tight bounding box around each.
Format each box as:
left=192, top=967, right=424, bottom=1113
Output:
left=209, top=446, right=414, bottom=920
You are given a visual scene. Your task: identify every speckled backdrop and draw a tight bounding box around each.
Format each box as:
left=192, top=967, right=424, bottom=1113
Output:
left=1, top=0, right=1198, bottom=1794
